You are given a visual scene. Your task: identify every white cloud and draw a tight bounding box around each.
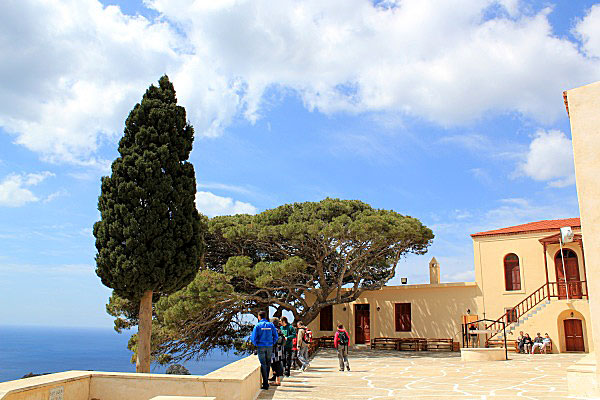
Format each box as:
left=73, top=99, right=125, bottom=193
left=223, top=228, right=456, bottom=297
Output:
left=0, top=172, right=54, bottom=207
left=43, top=190, right=68, bottom=203
left=574, top=4, right=600, bottom=58
left=484, top=197, right=576, bottom=229
left=3, top=0, right=600, bottom=164
left=0, top=0, right=181, bottom=165
left=197, top=182, right=255, bottom=196
left=195, top=191, right=258, bottom=217
left=520, top=130, right=575, bottom=187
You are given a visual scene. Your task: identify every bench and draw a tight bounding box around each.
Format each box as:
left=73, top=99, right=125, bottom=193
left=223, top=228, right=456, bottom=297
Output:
left=486, top=340, right=506, bottom=348
left=370, top=337, right=399, bottom=350
left=425, top=338, right=453, bottom=351
left=397, top=338, right=427, bottom=351
left=531, top=340, right=553, bottom=354
left=510, top=340, right=553, bottom=353
left=317, top=336, right=335, bottom=348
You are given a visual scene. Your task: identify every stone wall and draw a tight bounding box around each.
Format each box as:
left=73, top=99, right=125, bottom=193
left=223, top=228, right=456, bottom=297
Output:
left=0, top=356, right=260, bottom=400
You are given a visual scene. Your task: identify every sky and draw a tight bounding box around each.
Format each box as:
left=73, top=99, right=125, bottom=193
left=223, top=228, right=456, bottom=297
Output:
left=1, top=0, right=599, bottom=328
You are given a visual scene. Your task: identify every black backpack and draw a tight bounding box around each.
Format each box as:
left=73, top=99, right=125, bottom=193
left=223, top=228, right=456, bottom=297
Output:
left=338, top=330, right=349, bottom=346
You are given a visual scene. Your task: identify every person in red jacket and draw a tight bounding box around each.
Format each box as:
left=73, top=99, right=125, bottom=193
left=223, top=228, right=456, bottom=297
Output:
left=334, top=324, right=351, bottom=372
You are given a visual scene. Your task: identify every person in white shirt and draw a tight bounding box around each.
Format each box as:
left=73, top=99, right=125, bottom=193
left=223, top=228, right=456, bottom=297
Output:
left=540, top=333, right=552, bottom=354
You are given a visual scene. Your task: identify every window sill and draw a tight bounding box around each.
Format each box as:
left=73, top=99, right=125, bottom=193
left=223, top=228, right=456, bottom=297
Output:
left=503, top=290, right=526, bottom=295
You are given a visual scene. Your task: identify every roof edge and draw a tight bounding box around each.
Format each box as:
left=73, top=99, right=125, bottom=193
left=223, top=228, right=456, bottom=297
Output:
left=471, top=218, right=581, bottom=238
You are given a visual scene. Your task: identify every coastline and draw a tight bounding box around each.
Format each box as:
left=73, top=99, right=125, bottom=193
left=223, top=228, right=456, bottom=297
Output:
left=0, top=325, right=242, bottom=383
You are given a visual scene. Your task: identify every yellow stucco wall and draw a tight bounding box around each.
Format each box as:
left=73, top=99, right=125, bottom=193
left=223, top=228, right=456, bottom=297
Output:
left=307, top=283, right=479, bottom=345
left=0, top=372, right=90, bottom=400
left=506, top=300, right=592, bottom=353
left=0, top=357, right=261, bottom=400
left=567, top=80, right=600, bottom=370
left=473, top=230, right=587, bottom=321
left=308, top=224, right=591, bottom=353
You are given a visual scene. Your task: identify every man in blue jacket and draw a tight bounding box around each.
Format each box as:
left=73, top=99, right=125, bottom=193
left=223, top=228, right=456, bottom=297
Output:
left=251, top=310, right=278, bottom=390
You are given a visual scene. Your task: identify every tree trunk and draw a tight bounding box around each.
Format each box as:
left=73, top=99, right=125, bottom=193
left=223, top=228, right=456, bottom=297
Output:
left=136, top=290, right=153, bottom=373
left=274, top=306, right=283, bottom=318
left=301, top=305, right=322, bottom=326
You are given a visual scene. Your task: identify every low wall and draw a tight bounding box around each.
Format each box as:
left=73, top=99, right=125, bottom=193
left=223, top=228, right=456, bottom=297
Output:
left=0, top=372, right=90, bottom=400
left=0, top=356, right=260, bottom=400
left=461, top=348, right=506, bottom=362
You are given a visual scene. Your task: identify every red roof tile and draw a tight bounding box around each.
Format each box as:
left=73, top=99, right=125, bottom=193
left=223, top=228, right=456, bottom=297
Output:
left=471, top=218, right=580, bottom=238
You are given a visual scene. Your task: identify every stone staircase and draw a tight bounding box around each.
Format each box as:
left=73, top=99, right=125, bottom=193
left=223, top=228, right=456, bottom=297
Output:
left=485, top=282, right=556, bottom=344
left=495, top=299, right=551, bottom=340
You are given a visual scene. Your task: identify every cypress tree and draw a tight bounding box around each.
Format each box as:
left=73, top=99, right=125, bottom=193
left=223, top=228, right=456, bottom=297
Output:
left=93, top=76, right=204, bottom=372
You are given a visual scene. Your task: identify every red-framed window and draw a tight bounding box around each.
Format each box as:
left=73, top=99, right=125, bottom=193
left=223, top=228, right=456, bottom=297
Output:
left=395, top=303, right=411, bottom=332
left=320, top=305, right=333, bottom=331
left=504, top=253, right=521, bottom=291
left=505, top=307, right=518, bottom=323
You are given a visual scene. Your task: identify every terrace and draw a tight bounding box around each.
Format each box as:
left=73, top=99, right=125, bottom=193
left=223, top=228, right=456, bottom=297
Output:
left=259, top=349, right=586, bottom=400
left=1, top=349, right=586, bottom=400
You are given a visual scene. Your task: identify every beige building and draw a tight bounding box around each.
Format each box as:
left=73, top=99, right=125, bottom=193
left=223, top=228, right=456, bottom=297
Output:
left=308, top=218, right=591, bottom=353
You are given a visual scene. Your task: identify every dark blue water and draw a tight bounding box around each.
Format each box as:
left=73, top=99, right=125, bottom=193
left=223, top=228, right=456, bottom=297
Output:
left=0, top=325, right=243, bottom=383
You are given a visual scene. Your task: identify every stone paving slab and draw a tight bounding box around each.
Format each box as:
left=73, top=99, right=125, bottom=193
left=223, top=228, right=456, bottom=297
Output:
left=258, top=349, right=586, bottom=400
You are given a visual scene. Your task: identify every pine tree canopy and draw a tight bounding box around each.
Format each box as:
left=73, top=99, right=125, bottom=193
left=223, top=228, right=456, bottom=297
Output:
left=108, top=198, right=434, bottom=362
left=93, top=76, right=204, bottom=301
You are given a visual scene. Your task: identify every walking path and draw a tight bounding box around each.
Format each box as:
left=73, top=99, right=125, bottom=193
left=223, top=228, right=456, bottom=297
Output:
left=258, top=349, right=585, bottom=400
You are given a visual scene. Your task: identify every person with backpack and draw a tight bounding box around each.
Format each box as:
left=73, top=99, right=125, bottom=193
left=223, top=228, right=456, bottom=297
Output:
left=291, top=336, right=300, bottom=370
left=334, top=324, right=351, bottom=372
left=250, top=311, right=278, bottom=390
left=296, top=322, right=310, bottom=371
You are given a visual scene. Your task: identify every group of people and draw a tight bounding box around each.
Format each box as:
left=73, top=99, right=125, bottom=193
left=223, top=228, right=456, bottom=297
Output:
left=250, top=311, right=351, bottom=390
left=516, top=331, right=552, bottom=354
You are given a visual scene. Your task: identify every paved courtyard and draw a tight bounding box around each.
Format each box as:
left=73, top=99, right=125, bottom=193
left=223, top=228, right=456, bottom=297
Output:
left=258, top=349, right=586, bottom=400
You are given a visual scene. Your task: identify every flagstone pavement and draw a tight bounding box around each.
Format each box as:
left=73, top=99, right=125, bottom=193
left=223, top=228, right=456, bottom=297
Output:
left=257, top=349, right=587, bottom=400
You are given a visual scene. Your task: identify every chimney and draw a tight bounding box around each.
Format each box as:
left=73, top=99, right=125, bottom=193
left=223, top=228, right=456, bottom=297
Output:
left=429, top=257, right=440, bottom=284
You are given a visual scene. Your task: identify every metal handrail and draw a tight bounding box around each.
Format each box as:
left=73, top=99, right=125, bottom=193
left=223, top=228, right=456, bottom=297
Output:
left=486, top=282, right=548, bottom=342
left=485, top=281, right=588, bottom=344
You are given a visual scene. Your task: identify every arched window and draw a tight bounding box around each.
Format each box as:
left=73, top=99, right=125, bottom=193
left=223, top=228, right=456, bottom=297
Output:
left=504, top=253, right=521, bottom=291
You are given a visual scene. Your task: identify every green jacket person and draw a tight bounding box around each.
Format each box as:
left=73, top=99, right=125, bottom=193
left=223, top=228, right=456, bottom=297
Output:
left=280, top=316, right=296, bottom=376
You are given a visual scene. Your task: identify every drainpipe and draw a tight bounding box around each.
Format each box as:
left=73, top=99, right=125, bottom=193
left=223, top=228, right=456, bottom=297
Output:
left=559, top=237, right=570, bottom=301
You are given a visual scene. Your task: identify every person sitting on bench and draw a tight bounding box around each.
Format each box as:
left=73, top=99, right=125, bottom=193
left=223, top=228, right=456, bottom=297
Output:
left=531, top=333, right=544, bottom=354
left=516, top=331, right=525, bottom=354
left=523, top=333, right=533, bottom=354
left=540, top=333, right=552, bottom=354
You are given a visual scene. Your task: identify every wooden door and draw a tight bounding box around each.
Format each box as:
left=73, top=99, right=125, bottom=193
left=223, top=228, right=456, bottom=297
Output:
left=555, top=249, right=582, bottom=299
left=354, top=304, right=370, bottom=344
left=564, top=319, right=585, bottom=352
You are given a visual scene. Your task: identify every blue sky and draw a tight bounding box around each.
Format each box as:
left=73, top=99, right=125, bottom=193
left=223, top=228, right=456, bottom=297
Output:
left=1, top=0, right=599, bottom=327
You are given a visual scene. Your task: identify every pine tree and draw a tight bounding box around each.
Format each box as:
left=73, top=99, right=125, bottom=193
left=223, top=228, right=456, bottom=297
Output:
left=109, top=198, right=434, bottom=362
left=93, top=76, right=204, bottom=372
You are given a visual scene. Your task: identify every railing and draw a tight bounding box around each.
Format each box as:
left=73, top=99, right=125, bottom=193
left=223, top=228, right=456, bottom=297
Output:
left=548, top=280, right=588, bottom=300
left=485, top=281, right=587, bottom=344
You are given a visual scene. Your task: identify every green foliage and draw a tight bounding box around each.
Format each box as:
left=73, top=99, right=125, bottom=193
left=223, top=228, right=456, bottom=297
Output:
left=93, top=75, right=205, bottom=301
left=166, top=364, right=190, bottom=375
left=108, top=198, right=433, bottom=361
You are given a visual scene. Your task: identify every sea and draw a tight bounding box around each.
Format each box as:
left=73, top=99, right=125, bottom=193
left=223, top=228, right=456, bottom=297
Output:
left=0, top=325, right=243, bottom=383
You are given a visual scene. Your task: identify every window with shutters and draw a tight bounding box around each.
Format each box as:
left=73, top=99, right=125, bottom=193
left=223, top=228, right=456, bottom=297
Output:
left=320, top=305, right=333, bottom=331
left=504, top=253, right=521, bottom=291
left=395, top=303, right=411, bottom=332
left=505, top=307, right=518, bottom=323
